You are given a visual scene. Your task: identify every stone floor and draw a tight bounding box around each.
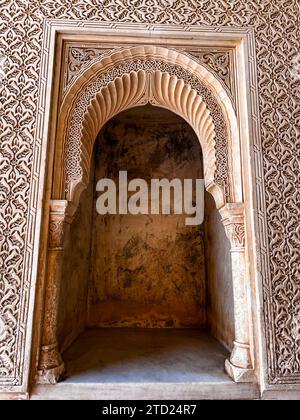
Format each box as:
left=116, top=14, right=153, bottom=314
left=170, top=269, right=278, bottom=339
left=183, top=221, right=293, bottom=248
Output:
left=63, top=328, right=229, bottom=383
left=32, top=328, right=259, bottom=399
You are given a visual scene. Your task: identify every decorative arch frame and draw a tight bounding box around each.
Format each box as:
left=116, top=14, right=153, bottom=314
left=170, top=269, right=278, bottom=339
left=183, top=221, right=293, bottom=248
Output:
left=37, top=45, right=254, bottom=385
left=53, top=46, right=242, bottom=210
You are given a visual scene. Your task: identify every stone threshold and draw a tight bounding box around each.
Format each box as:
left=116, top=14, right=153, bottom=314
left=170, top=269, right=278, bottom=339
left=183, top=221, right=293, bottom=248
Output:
left=31, top=381, right=259, bottom=400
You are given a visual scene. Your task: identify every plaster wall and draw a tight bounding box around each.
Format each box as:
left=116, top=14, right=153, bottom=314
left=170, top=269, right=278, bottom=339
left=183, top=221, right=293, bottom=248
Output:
left=204, top=192, right=234, bottom=350
left=58, top=170, right=94, bottom=351
left=87, top=106, right=207, bottom=329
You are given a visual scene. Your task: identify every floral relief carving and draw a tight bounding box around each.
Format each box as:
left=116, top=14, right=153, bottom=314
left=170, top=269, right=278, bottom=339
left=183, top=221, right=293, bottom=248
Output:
left=65, top=46, right=233, bottom=99
left=65, top=46, right=119, bottom=89
left=182, top=50, right=233, bottom=96
left=48, top=220, right=65, bottom=250
left=0, top=0, right=299, bottom=388
left=225, top=223, right=245, bottom=251
left=0, top=315, right=14, bottom=377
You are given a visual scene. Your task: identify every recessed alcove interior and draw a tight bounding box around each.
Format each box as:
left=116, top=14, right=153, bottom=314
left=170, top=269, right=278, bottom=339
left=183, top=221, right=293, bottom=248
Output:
left=56, top=104, right=234, bottom=384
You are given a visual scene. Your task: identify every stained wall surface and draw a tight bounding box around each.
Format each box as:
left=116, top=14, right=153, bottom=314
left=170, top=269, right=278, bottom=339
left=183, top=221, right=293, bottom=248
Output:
left=58, top=171, right=94, bottom=351
left=87, top=106, right=207, bottom=329
left=204, top=192, right=234, bottom=351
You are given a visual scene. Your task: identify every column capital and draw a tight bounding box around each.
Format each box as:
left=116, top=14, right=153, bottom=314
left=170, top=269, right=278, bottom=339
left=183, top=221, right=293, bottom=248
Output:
left=220, top=203, right=245, bottom=251
left=50, top=199, right=76, bottom=223
left=48, top=200, right=76, bottom=250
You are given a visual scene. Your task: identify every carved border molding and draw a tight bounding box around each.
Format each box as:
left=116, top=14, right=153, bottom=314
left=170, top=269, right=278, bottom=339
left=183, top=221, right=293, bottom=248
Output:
left=39, top=42, right=254, bottom=385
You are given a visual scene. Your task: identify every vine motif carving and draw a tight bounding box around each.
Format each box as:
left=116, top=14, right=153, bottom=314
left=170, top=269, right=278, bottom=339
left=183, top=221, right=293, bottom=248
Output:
left=291, top=315, right=300, bottom=359
left=48, top=220, right=65, bottom=250
left=0, top=0, right=299, bottom=387
left=0, top=316, right=14, bottom=377
left=66, top=46, right=233, bottom=98
left=225, top=223, right=245, bottom=251
left=66, top=47, right=117, bottom=89
left=183, top=50, right=232, bottom=93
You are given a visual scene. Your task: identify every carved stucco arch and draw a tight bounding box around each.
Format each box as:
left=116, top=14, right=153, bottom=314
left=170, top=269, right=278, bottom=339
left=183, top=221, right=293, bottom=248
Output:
left=37, top=46, right=254, bottom=385
left=53, top=45, right=242, bottom=211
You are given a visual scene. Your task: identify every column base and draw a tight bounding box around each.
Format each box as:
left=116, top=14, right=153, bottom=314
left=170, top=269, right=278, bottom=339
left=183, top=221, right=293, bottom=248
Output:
left=36, top=342, right=65, bottom=384
left=230, top=341, right=252, bottom=367
left=36, top=362, right=65, bottom=385
left=225, top=359, right=255, bottom=383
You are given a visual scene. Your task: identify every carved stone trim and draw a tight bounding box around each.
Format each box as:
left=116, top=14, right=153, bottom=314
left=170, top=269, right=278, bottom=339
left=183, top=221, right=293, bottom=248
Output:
left=221, top=203, right=245, bottom=252
left=219, top=203, right=254, bottom=382
left=49, top=43, right=246, bottom=385
left=47, top=200, right=75, bottom=248
left=36, top=344, right=65, bottom=385
left=48, top=221, right=65, bottom=250
left=63, top=44, right=234, bottom=102
left=183, top=50, right=233, bottom=94
left=64, top=46, right=125, bottom=90
left=68, top=69, right=218, bottom=207
left=66, top=60, right=226, bottom=192
left=225, top=224, right=245, bottom=251
left=225, top=358, right=255, bottom=383
left=36, top=200, right=73, bottom=385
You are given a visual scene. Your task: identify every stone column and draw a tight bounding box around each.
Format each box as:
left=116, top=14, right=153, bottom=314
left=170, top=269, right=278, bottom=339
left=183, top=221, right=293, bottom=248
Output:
left=36, top=200, right=72, bottom=384
left=220, top=203, right=254, bottom=382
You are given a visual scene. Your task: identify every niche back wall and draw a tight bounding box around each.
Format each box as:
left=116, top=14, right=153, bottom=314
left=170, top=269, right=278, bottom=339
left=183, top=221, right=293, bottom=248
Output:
left=88, top=106, right=206, bottom=329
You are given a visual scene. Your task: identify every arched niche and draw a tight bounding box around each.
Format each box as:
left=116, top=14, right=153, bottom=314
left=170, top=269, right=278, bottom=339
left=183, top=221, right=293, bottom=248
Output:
left=37, top=45, right=254, bottom=385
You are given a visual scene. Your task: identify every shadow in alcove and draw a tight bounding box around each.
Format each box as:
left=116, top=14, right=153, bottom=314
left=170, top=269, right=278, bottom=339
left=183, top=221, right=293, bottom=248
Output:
left=62, top=328, right=230, bottom=384
left=57, top=105, right=234, bottom=385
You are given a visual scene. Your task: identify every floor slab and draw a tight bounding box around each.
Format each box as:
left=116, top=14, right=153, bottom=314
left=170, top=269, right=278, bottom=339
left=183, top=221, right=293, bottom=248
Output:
left=31, top=328, right=259, bottom=399
left=64, top=328, right=230, bottom=383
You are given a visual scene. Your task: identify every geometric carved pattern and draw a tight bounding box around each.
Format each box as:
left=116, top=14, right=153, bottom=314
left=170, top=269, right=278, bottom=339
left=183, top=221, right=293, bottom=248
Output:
left=0, top=0, right=299, bottom=388
left=42, top=63, right=253, bottom=385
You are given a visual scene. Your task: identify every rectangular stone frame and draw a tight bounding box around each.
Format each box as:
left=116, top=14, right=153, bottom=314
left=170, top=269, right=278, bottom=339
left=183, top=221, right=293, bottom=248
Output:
left=0, top=20, right=284, bottom=399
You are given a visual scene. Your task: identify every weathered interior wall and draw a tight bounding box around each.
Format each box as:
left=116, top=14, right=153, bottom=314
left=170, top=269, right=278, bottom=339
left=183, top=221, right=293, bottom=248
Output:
left=87, top=105, right=207, bottom=328
left=54, top=105, right=235, bottom=354
left=58, top=168, right=94, bottom=351
left=204, top=192, right=234, bottom=350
